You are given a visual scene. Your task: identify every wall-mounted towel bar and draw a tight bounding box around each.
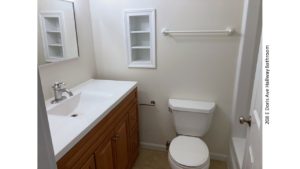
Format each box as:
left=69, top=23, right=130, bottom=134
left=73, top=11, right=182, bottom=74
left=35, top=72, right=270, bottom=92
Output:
left=161, top=27, right=234, bottom=36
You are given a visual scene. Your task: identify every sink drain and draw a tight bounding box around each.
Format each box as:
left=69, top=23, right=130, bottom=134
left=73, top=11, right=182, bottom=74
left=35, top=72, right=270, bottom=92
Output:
left=71, top=114, right=78, bottom=117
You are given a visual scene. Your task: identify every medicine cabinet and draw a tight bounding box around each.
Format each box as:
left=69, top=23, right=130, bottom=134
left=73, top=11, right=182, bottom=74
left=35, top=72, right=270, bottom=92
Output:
left=38, top=0, right=79, bottom=65
left=124, top=9, right=156, bottom=68
left=39, top=11, right=65, bottom=62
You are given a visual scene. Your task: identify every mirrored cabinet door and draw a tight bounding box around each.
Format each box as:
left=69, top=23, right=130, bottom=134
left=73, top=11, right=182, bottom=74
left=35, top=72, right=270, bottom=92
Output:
left=38, top=0, right=79, bottom=65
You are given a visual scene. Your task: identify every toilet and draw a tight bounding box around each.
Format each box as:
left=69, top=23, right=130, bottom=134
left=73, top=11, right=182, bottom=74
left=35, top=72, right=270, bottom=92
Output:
left=168, top=99, right=216, bottom=169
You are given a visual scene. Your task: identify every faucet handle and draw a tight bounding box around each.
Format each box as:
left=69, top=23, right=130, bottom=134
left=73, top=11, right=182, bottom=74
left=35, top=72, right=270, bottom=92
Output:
left=52, top=81, right=65, bottom=89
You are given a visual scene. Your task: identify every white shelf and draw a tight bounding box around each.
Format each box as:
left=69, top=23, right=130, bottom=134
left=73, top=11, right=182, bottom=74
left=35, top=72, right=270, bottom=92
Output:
left=131, top=49, right=150, bottom=61
left=46, top=30, right=61, bottom=33
left=48, top=46, right=63, bottom=58
left=131, top=33, right=150, bottom=46
left=48, top=43, right=63, bottom=47
left=130, top=30, right=150, bottom=34
left=131, top=46, right=150, bottom=49
left=129, top=15, right=149, bottom=31
left=124, top=9, right=156, bottom=68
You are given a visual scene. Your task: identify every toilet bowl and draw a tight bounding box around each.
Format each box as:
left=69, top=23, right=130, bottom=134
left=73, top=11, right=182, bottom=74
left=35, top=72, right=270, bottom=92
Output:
left=168, top=136, right=210, bottom=169
left=168, top=99, right=215, bottom=169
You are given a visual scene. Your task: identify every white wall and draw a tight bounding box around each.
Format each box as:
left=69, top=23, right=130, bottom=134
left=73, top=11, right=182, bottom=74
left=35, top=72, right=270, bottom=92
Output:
left=38, top=72, right=57, bottom=169
left=89, top=0, right=244, bottom=156
left=39, top=0, right=96, bottom=99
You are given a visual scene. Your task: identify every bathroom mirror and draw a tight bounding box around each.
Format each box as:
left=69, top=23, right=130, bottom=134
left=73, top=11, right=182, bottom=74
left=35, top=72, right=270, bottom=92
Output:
left=38, top=0, right=79, bottom=65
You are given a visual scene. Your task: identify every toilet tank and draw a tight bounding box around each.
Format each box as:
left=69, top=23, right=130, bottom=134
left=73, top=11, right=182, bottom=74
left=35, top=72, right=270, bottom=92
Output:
left=169, top=99, right=216, bottom=137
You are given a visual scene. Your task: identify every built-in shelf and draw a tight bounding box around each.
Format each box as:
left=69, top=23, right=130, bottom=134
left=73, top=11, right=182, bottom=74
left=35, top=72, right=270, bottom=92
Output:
left=48, top=43, right=63, bottom=47
left=124, top=9, right=156, bottom=68
left=48, top=46, right=63, bottom=58
left=131, top=46, right=150, bottom=49
left=131, top=49, right=150, bottom=61
left=46, top=30, right=61, bottom=33
left=130, top=30, right=150, bottom=34
left=40, top=11, right=65, bottom=59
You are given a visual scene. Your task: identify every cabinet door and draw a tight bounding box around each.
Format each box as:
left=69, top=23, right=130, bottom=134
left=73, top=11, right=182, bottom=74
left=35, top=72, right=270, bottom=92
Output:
left=80, top=155, right=96, bottom=169
left=129, top=126, right=139, bottom=168
left=128, top=104, right=138, bottom=132
left=95, top=139, right=114, bottom=169
left=128, top=103, right=139, bottom=168
left=113, top=119, right=129, bottom=169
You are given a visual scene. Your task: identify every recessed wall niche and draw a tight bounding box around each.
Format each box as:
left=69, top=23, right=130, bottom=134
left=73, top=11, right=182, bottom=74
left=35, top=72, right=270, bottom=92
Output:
left=124, top=9, right=156, bottom=68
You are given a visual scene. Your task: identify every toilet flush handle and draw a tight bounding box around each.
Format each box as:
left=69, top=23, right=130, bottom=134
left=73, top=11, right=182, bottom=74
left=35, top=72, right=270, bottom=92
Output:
left=239, top=116, right=251, bottom=127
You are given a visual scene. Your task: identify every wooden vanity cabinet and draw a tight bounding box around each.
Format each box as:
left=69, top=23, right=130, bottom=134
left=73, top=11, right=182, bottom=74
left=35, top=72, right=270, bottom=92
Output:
left=94, top=115, right=130, bottom=169
left=94, top=135, right=114, bottom=169
left=113, top=119, right=129, bottom=169
left=80, top=155, right=96, bottom=169
left=127, top=103, right=139, bottom=168
left=57, top=89, right=139, bottom=169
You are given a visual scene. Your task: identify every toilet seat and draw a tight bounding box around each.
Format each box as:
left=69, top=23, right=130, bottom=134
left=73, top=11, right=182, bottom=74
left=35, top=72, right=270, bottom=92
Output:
left=169, top=136, right=210, bottom=168
left=169, top=154, right=209, bottom=169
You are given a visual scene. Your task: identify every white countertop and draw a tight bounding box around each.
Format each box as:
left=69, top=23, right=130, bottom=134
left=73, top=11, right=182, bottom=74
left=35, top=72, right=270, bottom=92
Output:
left=45, top=79, right=137, bottom=161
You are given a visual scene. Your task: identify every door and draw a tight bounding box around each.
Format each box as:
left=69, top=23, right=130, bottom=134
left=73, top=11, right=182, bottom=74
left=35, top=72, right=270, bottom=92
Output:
left=241, top=41, right=262, bottom=169
left=113, top=119, right=129, bottom=169
left=80, top=155, right=96, bottom=169
left=128, top=104, right=139, bottom=168
left=95, top=138, right=114, bottom=169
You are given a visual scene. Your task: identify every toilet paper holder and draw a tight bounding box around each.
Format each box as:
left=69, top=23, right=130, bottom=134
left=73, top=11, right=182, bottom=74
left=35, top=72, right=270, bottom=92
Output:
left=139, top=100, right=156, bottom=106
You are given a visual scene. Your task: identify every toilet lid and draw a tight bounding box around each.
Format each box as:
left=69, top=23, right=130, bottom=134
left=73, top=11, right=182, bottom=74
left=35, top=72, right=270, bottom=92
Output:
left=169, top=136, right=209, bottom=167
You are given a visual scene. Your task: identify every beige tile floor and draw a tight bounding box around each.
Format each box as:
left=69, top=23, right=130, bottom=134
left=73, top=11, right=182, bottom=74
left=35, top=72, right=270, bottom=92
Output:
left=133, top=149, right=227, bottom=169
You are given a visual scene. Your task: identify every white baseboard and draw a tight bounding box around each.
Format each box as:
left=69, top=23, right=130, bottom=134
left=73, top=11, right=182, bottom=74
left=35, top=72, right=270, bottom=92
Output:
left=210, top=152, right=227, bottom=162
left=140, top=142, right=227, bottom=162
left=228, top=141, right=239, bottom=169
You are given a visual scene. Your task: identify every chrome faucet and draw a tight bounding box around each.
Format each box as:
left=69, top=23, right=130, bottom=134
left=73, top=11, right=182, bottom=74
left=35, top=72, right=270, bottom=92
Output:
left=51, top=82, right=73, bottom=104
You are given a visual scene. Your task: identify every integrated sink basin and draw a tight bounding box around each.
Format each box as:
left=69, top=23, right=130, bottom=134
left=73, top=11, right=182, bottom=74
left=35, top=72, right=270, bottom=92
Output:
left=45, top=79, right=137, bottom=161
left=47, top=92, right=112, bottom=117
left=47, top=92, right=82, bottom=117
